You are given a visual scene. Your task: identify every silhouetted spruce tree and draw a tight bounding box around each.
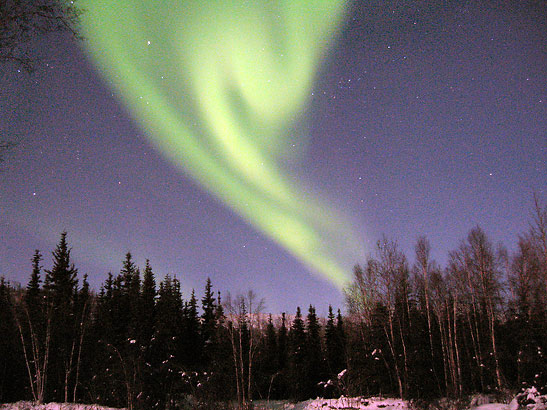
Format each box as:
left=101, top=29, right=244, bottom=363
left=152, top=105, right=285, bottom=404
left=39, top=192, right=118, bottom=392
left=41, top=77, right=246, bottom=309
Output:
left=181, top=289, right=201, bottom=370
left=43, top=232, right=79, bottom=402
left=325, top=305, right=345, bottom=380
left=121, top=255, right=144, bottom=407
left=22, top=249, right=48, bottom=397
left=96, top=254, right=144, bottom=408
left=25, top=250, right=42, bottom=310
left=305, top=305, right=323, bottom=397
left=137, top=260, right=156, bottom=407
left=335, top=309, right=346, bottom=368
left=119, top=252, right=140, bottom=338
left=276, top=312, right=289, bottom=398
left=91, top=273, right=126, bottom=407
left=0, top=278, right=26, bottom=402
left=288, top=307, right=307, bottom=400
left=201, top=277, right=217, bottom=366
left=265, top=314, right=279, bottom=370
left=325, top=306, right=336, bottom=372
left=237, top=297, right=251, bottom=405
left=89, top=273, right=120, bottom=406
left=215, top=291, right=224, bottom=321
left=140, top=260, right=156, bottom=348
left=207, top=291, right=233, bottom=402
left=258, top=314, right=279, bottom=399
left=71, top=274, right=93, bottom=403
left=153, top=275, right=184, bottom=406
left=278, top=313, right=288, bottom=370
left=96, top=273, right=115, bottom=343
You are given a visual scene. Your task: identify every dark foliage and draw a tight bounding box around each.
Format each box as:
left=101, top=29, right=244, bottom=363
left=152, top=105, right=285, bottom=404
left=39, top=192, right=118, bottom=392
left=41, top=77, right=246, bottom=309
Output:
left=2, top=200, right=546, bottom=406
left=0, top=0, right=81, bottom=71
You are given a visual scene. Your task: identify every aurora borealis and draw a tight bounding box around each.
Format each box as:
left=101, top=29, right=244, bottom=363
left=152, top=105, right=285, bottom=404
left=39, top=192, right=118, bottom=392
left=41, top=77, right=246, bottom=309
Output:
left=79, top=0, right=359, bottom=288
left=0, top=0, right=545, bottom=312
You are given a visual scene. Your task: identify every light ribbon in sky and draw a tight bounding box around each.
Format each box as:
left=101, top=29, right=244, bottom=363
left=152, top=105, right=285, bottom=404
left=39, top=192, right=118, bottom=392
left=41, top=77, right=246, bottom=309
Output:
left=80, top=0, right=360, bottom=288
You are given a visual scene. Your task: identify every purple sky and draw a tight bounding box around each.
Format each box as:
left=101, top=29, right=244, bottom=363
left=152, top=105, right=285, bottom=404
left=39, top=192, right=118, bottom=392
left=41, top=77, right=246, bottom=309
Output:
left=0, top=0, right=545, bottom=314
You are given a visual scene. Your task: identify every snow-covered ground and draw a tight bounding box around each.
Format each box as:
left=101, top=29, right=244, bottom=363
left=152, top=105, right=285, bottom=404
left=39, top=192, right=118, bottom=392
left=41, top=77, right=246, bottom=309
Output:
left=254, top=396, right=407, bottom=410
left=2, top=388, right=545, bottom=410
left=0, top=403, right=119, bottom=410
left=253, top=389, right=547, bottom=410
left=469, top=387, right=546, bottom=410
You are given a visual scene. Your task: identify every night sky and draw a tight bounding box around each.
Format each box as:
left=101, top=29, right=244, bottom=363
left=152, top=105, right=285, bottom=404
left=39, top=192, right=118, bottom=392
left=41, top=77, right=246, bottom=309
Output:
left=0, top=0, right=545, bottom=314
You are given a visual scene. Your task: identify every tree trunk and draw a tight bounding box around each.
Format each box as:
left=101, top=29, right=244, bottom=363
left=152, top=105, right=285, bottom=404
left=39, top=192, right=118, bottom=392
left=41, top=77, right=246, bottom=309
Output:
left=385, top=315, right=403, bottom=398
left=453, top=298, right=462, bottom=396
left=73, top=300, right=89, bottom=402
left=11, top=298, right=51, bottom=404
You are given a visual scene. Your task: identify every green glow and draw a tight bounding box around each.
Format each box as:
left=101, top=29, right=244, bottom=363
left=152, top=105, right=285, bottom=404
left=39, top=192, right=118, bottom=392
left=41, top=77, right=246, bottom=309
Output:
left=80, top=0, right=359, bottom=288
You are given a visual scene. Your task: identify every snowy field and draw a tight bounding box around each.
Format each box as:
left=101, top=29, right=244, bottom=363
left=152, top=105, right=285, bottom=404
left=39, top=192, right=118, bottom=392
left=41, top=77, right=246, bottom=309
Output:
left=253, top=389, right=546, bottom=410
left=1, top=388, right=546, bottom=410
left=0, top=404, right=119, bottom=410
left=253, top=396, right=408, bottom=409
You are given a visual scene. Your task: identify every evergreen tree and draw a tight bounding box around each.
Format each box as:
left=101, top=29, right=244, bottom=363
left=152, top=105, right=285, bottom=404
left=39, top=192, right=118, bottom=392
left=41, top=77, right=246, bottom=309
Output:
left=8, top=217, right=547, bottom=405
left=276, top=312, right=289, bottom=398
left=44, top=232, right=78, bottom=306
left=25, top=250, right=42, bottom=310
left=305, top=305, right=323, bottom=397
left=325, top=306, right=336, bottom=371
left=120, top=252, right=140, bottom=338
left=265, top=314, right=278, bottom=371
left=206, top=291, right=233, bottom=402
left=152, top=275, right=184, bottom=408
left=43, top=232, right=79, bottom=402
left=278, top=313, right=288, bottom=371
left=215, top=291, right=225, bottom=321
left=288, top=307, right=307, bottom=400
left=91, top=273, right=125, bottom=407
left=0, top=278, right=26, bottom=402
left=97, top=273, right=115, bottom=343
left=336, top=309, right=346, bottom=369
left=181, top=289, right=201, bottom=369
left=138, top=260, right=156, bottom=407
left=71, top=274, right=92, bottom=403
left=201, top=277, right=217, bottom=365
left=22, top=249, right=48, bottom=400
left=259, top=314, right=279, bottom=399
left=325, top=305, right=345, bottom=378
left=237, top=297, right=250, bottom=405
left=140, top=260, right=156, bottom=347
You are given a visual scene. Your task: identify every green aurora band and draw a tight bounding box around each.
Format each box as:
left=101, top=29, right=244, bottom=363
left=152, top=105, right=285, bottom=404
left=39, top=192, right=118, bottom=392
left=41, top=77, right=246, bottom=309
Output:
left=80, top=0, right=361, bottom=288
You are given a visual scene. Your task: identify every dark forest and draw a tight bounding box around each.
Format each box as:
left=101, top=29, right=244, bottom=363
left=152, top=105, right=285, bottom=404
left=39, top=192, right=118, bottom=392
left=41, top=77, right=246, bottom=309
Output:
left=1, top=199, right=545, bottom=409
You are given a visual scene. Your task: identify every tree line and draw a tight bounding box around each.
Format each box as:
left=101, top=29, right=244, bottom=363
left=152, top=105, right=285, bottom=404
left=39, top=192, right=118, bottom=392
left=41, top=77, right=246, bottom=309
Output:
left=344, top=198, right=546, bottom=399
left=0, top=233, right=346, bottom=409
left=0, top=199, right=545, bottom=409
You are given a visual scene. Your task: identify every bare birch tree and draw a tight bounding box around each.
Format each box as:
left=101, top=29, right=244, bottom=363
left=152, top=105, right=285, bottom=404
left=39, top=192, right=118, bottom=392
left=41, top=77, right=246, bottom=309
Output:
left=10, top=292, right=51, bottom=404
left=224, top=291, right=264, bottom=410
left=413, top=236, right=442, bottom=394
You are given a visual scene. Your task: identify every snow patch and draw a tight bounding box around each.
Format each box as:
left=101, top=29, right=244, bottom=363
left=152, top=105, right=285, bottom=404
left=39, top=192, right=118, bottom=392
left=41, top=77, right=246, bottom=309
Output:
left=0, top=403, right=122, bottom=410
left=303, top=396, right=408, bottom=409
left=254, top=396, right=408, bottom=410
